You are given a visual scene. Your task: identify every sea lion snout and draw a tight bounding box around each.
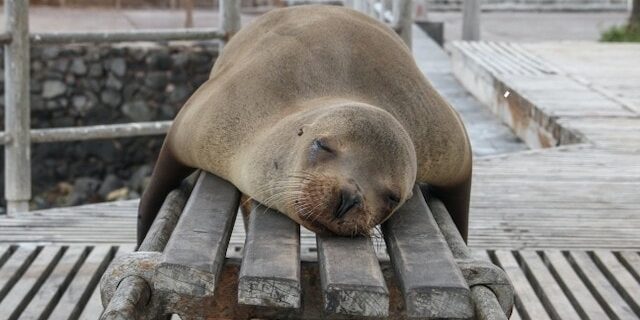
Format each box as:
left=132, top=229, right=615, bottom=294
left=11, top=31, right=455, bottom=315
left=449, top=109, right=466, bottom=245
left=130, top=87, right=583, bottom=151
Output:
left=335, top=185, right=362, bottom=219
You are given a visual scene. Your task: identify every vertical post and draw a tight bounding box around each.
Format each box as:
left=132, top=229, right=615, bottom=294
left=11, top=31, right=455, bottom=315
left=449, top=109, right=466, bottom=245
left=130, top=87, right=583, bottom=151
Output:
left=394, top=0, right=413, bottom=48
left=219, top=0, right=241, bottom=48
left=184, top=0, right=194, bottom=28
left=4, top=0, right=31, bottom=215
left=353, top=0, right=365, bottom=12
left=462, top=0, right=480, bottom=41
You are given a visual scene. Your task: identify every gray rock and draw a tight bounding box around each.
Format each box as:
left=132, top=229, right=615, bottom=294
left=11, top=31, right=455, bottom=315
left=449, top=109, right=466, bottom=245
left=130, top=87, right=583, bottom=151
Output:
left=45, top=100, right=60, bottom=110
left=172, top=52, right=190, bottom=68
left=42, top=47, right=60, bottom=59
left=65, top=73, right=76, bottom=85
left=51, top=116, right=74, bottom=127
left=169, top=85, right=190, bottom=103
left=58, top=97, right=68, bottom=108
left=106, top=73, right=123, bottom=90
left=70, top=58, right=87, bottom=75
left=54, top=59, right=70, bottom=73
left=31, top=96, right=45, bottom=111
left=159, top=104, right=177, bottom=119
left=42, top=80, right=66, bottom=98
left=71, top=95, right=88, bottom=111
left=129, top=165, right=152, bottom=193
left=147, top=50, right=172, bottom=70
left=122, top=83, right=139, bottom=101
left=130, top=48, right=147, bottom=62
left=66, top=177, right=102, bottom=206
left=145, top=71, right=168, bottom=90
left=108, top=58, right=127, bottom=77
left=98, top=174, right=125, bottom=199
left=31, top=60, right=44, bottom=72
left=88, top=63, right=103, bottom=77
left=30, top=79, right=43, bottom=93
left=122, top=100, right=154, bottom=122
left=101, top=90, right=122, bottom=108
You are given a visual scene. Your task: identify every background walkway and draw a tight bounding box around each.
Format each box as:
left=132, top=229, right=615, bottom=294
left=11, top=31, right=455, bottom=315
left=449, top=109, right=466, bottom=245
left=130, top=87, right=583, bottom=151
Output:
left=0, top=6, right=628, bottom=42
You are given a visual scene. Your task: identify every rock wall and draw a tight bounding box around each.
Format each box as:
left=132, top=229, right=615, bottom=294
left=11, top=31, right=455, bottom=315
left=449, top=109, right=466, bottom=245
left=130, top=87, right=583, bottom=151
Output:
left=0, top=42, right=219, bottom=212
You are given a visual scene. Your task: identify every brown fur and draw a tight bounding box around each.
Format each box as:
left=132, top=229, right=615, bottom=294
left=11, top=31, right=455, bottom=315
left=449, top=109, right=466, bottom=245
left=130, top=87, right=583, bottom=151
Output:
left=138, top=5, right=472, bottom=244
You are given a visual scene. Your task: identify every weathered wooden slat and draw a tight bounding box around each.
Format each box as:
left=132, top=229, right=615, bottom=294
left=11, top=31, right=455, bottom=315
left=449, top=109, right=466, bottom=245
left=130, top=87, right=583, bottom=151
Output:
left=317, top=235, right=388, bottom=317
left=567, top=251, right=637, bottom=319
left=140, top=176, right=196, bottom=252
left=154, top=173, right=240, bottom=297
left=517, top=250, right=581, bottom=320
left=383, top=186, right=472, bottom=318
left=472, top=285, right=508, bottom=320
left=0, top=246, right=40, bottom=300
left=48, top=245, right=114, bottom=319
left=238, top=202, right=301, bottom=309
left=0, top=246, right=63, bottom=319
left=493, top=250, right=551, bottom=320
left=20, top=246, right=88, bottom=319
left=540, top=250, right=609, bottom=319
left=79, top=244, right=135, bottom=320
left=592, top=250, right=640, bottom=315
left=618, top=251, right=640, bottom=282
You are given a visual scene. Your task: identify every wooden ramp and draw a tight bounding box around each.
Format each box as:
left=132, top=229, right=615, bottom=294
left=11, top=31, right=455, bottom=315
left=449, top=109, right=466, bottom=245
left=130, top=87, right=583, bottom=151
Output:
left=448, top=41, right=640, bottom=251
left=0, top=244, right=636, bottom=319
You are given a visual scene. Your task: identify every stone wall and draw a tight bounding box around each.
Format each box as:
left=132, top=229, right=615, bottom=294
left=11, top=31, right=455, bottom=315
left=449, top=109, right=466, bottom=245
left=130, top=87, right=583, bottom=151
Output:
left=0, top=42, right=219, bottom=212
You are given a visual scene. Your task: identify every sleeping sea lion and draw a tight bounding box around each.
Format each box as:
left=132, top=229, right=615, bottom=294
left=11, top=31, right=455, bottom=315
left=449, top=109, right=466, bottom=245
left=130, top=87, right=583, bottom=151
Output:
left=137, top=5, right=472, bottom=244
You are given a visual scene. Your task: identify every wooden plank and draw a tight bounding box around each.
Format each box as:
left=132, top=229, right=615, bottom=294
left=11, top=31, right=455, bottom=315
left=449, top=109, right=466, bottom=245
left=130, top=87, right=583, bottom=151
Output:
left=517, top=250, right=581, bottom=320
left=592, top=250, right=640, bottom=315
left=48, top=245, right=114, bottom=319
left=472, top=285, right=508, bottom=320
left=493, top=250, right=551, bottom=320
left=383, top=186, right=472, bottom=319
left=618, top=251, right=640, bottom=282
left=567, top=251, right=637, bottom=319
left=0, top=246, right=40, bottom=300
left=317, top=234, right=388, bottom=317
left=155, top=173, right=240, bottom=297
left=78, top=244, right=135, bottom=320
left=20, top=246, right=88, bottom=319
left=238, top=202, right=301, bottom=309
left=0, top=246, right=63, bottom=320
left=140, top=175, right=196, bottom=252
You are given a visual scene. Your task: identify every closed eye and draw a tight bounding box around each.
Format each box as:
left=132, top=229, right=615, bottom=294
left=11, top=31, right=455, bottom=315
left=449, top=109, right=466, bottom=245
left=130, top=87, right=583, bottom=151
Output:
left=313, top=138, right=334, bottom=153
left=387, top=193, right=401, bottom=208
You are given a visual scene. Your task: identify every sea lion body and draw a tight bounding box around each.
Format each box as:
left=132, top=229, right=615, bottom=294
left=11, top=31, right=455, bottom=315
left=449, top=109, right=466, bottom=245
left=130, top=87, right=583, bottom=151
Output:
left=138, top=5, right=472, bottom=244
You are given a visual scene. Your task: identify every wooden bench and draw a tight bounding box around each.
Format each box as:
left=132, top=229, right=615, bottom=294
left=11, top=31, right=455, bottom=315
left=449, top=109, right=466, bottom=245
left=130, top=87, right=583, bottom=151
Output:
left=99, top=172, right=514, bottom=319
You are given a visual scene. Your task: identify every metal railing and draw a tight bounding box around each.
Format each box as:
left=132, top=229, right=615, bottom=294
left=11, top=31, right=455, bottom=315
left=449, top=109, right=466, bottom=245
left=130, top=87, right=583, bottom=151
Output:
left=2, top=0, right=411, bottom=215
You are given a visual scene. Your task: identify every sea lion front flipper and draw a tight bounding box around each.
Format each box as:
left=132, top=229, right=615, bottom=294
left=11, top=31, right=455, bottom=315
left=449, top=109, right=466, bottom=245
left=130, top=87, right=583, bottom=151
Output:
left=423, top=173, right=472, bottom=243
left=137, top=141, right=195, bottom=245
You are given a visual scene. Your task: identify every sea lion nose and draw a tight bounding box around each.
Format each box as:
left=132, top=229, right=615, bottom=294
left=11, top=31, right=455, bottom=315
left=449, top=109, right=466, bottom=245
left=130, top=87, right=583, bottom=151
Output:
left=335, top=188, right=361, bottom=219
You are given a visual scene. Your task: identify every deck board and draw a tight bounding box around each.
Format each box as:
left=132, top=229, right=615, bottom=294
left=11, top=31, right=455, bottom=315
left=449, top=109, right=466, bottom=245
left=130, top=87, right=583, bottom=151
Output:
left=0, top=244, right=631, bottom=319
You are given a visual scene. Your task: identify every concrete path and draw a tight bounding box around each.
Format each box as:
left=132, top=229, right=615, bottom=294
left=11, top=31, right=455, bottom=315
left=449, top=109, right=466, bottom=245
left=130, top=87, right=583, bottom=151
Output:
left=0, top=6, right=629, bottom=42
left=412, top=25, right=527, bottom=156
left=450, top=40, right=640, bottom=250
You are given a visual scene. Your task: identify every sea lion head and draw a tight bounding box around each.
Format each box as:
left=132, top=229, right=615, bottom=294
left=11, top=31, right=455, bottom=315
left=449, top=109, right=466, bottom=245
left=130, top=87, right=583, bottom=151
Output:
left=242, top=102, right=417, bottom=236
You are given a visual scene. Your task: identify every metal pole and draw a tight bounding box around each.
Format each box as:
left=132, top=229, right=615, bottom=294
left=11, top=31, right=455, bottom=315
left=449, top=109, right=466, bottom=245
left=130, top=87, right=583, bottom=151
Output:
left=462, top=0, right=480, bottom=41
left=394, top=0, right=413, bottom=48
left=4, top=0, right=31, bottom=215
left=219, top=0, right=241, bottom=46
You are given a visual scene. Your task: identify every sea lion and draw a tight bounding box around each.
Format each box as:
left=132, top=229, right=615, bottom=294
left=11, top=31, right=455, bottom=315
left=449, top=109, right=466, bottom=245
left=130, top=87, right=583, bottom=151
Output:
left=137, top=5, right=472, bottom=244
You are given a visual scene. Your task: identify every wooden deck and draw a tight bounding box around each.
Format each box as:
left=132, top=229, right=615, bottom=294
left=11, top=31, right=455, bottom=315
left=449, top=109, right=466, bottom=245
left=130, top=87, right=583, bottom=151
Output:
left=0, top=244, right=636, bottom=319
left=449, top=40, right=640, bottom=251
left=0, top=29, right=639, bottom=318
